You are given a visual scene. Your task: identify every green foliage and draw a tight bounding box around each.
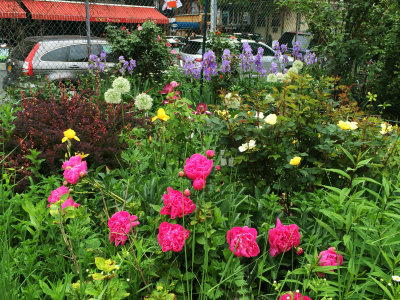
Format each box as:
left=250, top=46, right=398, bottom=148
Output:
left=106, top=20, right=172, bottom=80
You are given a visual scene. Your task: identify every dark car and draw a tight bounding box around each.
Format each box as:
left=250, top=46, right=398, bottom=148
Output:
left=3, top=35, right=115, bottom=88
left=277, top=32, right=314, bottom=53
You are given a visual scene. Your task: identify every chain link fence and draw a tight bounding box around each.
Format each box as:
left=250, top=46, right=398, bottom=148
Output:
left=0, top=0, right=306, bottom=84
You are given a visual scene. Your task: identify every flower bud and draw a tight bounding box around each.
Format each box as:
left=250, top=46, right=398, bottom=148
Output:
left=296, top=247, right=303, bottom=255
left=184, top=189, right=191, bottom=196
left=179, top=171, right=185, bottom=177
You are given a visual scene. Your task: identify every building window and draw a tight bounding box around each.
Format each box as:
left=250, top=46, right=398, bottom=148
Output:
left=243, top=12, right=249, bottom=25
left=271, top=12, right=281, bottom=27
left=222, top=11, right=229, bottom=26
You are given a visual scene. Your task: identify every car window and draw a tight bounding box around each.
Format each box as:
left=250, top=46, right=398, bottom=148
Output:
left=41, top=46, right=68, bottom=62
left=182, top=41, right=202, bottom=54
left=69, top=44, right=91, bottom=62
left=97, top=44, right=117, bottom=63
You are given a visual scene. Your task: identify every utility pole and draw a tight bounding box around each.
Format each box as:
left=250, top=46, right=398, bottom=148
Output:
left=210, top=0, right=217, bottom=32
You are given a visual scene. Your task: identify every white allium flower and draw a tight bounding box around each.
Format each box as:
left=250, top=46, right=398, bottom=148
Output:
left=287, top=67, right=299, bottom=74
left=265, top=113, right=277, bottom=125
left=223, top=93, right=241, bottom=110
left=293, top=60, right=304, bottom=70
left=276, top=72, right=284, bottom=81
left=265, top=94, right=275, bottom=103
left=104, top=88, right=122, bottom=104
left=267, top=73, right=278, bottom=83
left=135, top=93, right=153, bottom=111
left=238, top=139, right=256, bottom=152
left=112, top=77, right=131, bottom=94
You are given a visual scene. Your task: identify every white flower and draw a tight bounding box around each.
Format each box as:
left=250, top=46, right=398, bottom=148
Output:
left=126, top=278, right=130, bottom=282
left=276, top=72, right=284, bottom=81
left=287, top=67, right=299, bottom=74
left=254, top=111, right=264, bottom=119
left=112, top=77, right=131, bottom=94
left=265, top=94, right=275, bottom=103
left=380, top=122, right=393, bottom=135
left=265, top=113, right=277, bottom=125
left=104, top=89, right=122, bottom=104
left=393, top=275, right=400, bottom=282
left=223, top=93, right=241, bottom=110
left=135, top=93, right=153, bottom=111
left=238, top=140, right=256, bottom=152
left=293, top=60, right=304, bottom=70
left=349, top=121, right=358, bottom=130
left=267, top=73, right=278, bottom=83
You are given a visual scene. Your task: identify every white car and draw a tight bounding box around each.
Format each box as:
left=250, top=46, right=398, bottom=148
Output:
left=177, top=38, right=292, bottom=73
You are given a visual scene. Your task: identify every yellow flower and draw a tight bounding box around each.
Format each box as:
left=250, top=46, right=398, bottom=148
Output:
left=156, top=285, right=163, bottom=291
left=380, top=122, right=393, bottom=135
left=149, top=136, right=152, bottom=142
left=337, top=120, right=358, bottom=130
left=318, top=133, right=321, bottom=138
left=75, top=152, right=89, bottom=159
left=62, top=129, right=80, bottom=143
left=152, top=108, right=170, bottom=122
left=293, top=140, right=296, bottom=144
left=290, top=156, right=301, bottom=166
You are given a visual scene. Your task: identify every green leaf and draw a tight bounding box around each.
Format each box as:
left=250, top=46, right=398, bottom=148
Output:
left=324, top=168, right=351, bottom=180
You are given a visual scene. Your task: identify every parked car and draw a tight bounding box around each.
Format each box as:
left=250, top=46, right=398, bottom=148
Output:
left=177, top=38, right=292, bottom=73
left=277, top=32, right=314, bottom=54
left=233, top=32, right=262, bottom=42
left=3, top=35, right=115, bottom=88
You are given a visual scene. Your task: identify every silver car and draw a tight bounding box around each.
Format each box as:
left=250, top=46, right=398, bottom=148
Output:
left=178, top=38, right=292, bottom=73
left=3, top=35, right=115, bottom=88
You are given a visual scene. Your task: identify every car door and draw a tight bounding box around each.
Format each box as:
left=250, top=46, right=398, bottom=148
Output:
left=36, top=44, right=70, bottom=81
left=67, top=44, right=99, bottom=78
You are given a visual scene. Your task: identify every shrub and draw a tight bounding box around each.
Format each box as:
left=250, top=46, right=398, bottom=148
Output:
left=2, top=85, right=144, bottom=190
left=105, top=20, right=172, bottom=80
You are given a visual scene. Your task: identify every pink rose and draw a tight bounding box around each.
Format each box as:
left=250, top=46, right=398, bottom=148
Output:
left=108, top=211, right=140, bottom=246
left=160, top=187, right=196, bottom=219
left=193, top=177, right=206, bottom=191
left=269, top=218, right=301, bottom=257
left=184, top=154, right=213, bottom=181
left=279, top=292, right=312, bottom=300
left=206, top=150, right=215, bottom=158
left=170, top=81, right=179, bottom=88
left=158, top=222, right=189, bottom=252
left=47, top=185, right=79, bottom=210
left=227, top=226, right=260, bottom=258
left=318, top=247, right=343, bottom=276
left=62, top=155, right=87, bottom=184
left=138, top=25, right=142, bottom=31
left=171, top=50, right=177, bottom=54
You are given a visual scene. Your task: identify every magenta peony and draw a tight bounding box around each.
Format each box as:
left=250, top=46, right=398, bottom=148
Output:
left=318, top=247, right=343, bottom=276
left=62, top=155, right=87, bottom=184
left=227, top=226, right=260, bottom=258
left=184, top=154, right=213, bottom=180
left=193, top=178, right=206, bottom=191
left=158, top=222, right=189, bottom=252
left=269, top=218, right=301, bottom=257
left=47, top=185, right=79, bottom=210
left=206, top=150, right=215, bottom=158
left=108, top=211, right=140, bottom=246
left=279, top=292, right=312, bottom=300
left=160, top=187, right=196, bottom=219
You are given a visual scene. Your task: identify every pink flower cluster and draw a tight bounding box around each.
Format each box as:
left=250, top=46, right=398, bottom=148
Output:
left=227, top=226, right=260, bottom=258
left=62, top=155, right=87, bottom=184
left=47, top=185, right=79, bottom=210
left=279, top=292, right=312, bottom=300
left=269, top=218, right=301, bottom=257
left=108, top=211, right=140, bottom=246
left=184, top=154, right=213, bottom=191
left=160, top=187, right=196, bottom=219
left=158, top=222, right=190, bottom=252
left=317, top=247, right=343, bottom=276
left=159, top=81, right=181, bottom=105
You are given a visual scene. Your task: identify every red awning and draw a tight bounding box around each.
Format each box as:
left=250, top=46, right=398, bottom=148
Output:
left=0, top=0, right=26, bottom=19
left=22, top=0, right=168, bottom=24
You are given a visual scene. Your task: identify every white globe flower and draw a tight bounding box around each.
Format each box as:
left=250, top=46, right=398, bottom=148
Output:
left=287, top=67, right=299, bottom=74
left=135, top=93, right=153, bottom=111
left=293, top=60, right=304, bottom=70
left=104, top=89, right=122, bottom=104
left=276, top=72, right=284, bottom=81
left=238, top=139, right=256, bottom=152
left=267, top=73, right=278, bottom=83
left=112, top=77, right=131, bottom=94
left=265, top=94, right=275, bottom=103
left=265, top=113, right=277, bottom=125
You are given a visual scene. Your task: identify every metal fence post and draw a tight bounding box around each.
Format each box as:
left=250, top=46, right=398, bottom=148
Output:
left=85, top=0, right=91, bottom=58
left=199, top=0, right=209, bottom=98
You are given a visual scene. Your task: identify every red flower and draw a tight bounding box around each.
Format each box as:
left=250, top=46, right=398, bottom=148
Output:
left=227, top=226, right=260, bottom=258
left=269, top=218, right=301, bottom=257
